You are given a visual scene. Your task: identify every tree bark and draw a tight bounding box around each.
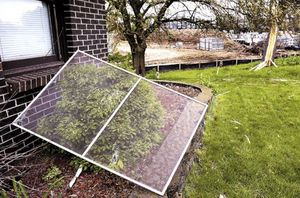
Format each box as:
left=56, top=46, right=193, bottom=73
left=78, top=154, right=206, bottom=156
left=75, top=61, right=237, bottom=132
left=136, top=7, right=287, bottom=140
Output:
left=131, top=46, right=146, bottom=76
left=263, top=22, right=279, bottom=66
left=251, top=22, right=279, bottom=71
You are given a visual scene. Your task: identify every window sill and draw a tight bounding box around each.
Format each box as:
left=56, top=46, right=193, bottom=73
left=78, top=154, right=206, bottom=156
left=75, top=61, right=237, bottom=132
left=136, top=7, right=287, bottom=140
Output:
left=4, top=61, right=64, bottom=94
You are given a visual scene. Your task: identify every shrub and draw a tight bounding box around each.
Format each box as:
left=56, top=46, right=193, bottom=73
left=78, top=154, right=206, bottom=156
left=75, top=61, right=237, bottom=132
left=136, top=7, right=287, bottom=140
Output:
left=88, top=80, right=165, bottom=170
left=108, top=52, right=134, bottom=72
left=69, top=156, right=102, bottom=172
left=146, top=68, right=159, bottom=79
left=11, top=178, right=28, bottom=198
left=37, top=64, right=164, bottom=170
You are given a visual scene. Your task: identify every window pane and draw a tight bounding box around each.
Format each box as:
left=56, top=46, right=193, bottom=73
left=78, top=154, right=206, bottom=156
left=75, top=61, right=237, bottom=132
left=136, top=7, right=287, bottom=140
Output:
left=0, top=0, right=54, bottom=61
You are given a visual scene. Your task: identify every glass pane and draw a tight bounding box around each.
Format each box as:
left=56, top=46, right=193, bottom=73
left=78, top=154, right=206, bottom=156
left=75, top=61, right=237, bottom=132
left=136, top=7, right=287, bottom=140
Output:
left=86, top=79, right=206, bottom=192
left=0, top=0, right=53, bottom=61
left=15, top=52, right=139, bottom=155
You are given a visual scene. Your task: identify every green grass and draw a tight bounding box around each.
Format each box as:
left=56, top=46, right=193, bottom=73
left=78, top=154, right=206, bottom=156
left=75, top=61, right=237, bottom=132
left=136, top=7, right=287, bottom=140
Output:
left=150, top=57, right=300, bottom=198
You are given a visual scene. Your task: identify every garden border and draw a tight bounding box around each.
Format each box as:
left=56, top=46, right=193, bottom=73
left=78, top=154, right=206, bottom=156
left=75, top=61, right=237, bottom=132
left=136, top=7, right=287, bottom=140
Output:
left=145, top=53, right=300, bottom=72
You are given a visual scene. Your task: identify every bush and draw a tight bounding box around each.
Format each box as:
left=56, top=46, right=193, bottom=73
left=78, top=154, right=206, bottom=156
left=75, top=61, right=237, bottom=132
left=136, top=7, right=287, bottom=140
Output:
left=146, top=68, right=159, bottom=79
left=88, top=80, right=165, bottom=170
left=108, top=52, right=134, bottom=72
left=69, top=156, right=102, bottom=172
left=37, top=64, right=164, bottom=170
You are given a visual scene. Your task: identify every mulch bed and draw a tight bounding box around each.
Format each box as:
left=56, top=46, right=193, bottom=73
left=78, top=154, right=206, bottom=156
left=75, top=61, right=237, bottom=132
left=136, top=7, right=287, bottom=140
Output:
left=161, top=83, right=201, bottom=97
left=3, top=83, right=200, bottom=198
left=26, top=150, right=134, bottom=198
left=3, top=147, right=135, bottom=198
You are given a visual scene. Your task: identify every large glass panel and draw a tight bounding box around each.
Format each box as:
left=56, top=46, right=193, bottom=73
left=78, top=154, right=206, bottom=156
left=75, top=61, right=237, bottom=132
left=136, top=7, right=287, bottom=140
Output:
left=14, top=51, right=207, bottom=195
left=86, top=79, right=206, bottom=193
left=14, top=52, right=139, bottom=155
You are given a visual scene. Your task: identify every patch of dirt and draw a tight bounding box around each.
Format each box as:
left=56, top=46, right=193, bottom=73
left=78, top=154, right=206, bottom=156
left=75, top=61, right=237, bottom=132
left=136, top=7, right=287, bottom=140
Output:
left=162, top=83, right=201, bottom=97
left=116, top=41, right=259, bottom=65
left=114, top=29, right=299, bottom=66
left=148, top=29, right=234, bottom=45
left=6, top=150, right=135, bottom=198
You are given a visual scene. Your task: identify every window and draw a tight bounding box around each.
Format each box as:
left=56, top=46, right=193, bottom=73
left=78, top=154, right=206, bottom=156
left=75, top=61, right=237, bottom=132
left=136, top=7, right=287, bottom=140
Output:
left=0, top=0, right=54, bottom=62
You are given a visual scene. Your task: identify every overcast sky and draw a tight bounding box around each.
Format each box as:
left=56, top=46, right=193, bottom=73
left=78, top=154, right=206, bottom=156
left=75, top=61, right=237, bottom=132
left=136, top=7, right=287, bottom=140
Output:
left=166, top=2, right=215, bottom=20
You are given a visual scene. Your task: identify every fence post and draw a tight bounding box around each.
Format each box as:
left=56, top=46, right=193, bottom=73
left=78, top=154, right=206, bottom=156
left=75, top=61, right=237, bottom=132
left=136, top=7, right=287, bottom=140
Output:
left=220, top=60, right=223, bottom=67
left=179, top=64, right=181, bottom=70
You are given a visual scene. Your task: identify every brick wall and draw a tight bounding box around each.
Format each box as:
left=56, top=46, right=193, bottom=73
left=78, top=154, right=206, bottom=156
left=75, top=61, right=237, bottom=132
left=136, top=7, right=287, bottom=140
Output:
left=0, top=65, right=43, bottom=171
left=64, top=0, right=108, bottom=59
left=0, top=0, right=108, bottom=170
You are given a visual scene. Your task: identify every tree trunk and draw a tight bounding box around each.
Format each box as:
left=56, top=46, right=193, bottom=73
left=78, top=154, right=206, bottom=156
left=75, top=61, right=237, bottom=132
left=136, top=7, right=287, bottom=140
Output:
left=251, top=22, right=279, bottom=71
left=132, top=47, right=146, bottom=76
left=263, top=22, right=278, bottom=66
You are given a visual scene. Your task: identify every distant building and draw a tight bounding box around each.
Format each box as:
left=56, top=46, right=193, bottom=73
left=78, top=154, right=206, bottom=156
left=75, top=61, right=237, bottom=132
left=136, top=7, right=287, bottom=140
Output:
left=163, top=21, right=200, bottom=30
left=277, top=32, right=299, bottom=47
left=228, top=31, right=299, bottom=47
left=198, top=37, right=224, bottom=51
left=228, top=32, right=268, bottom=45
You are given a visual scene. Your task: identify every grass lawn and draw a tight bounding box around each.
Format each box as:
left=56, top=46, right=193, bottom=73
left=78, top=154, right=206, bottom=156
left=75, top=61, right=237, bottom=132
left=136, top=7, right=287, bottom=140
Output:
left=150, top=57, right=300, bottom=197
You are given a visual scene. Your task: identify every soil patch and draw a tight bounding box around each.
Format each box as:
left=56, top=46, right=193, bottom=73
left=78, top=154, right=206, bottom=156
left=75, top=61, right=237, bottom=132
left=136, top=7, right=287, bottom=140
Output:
left=160, top=83, right=201, bottom=97
left=116, top=41, right=259, bottom=65
left=4, top=150, right=134, bottom=198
